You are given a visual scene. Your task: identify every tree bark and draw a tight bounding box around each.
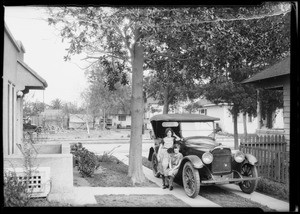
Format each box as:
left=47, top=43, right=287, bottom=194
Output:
left=101, top=108, right=105, bottom=130
left=243, top=112, right=247, bottom=138
left=163, top=87, right=169, bottom=114
left=86, top=107, right=90, bottom=134
left=128, top=31, right=146, bottom=184
left=232, top=108, right=239, bottom=149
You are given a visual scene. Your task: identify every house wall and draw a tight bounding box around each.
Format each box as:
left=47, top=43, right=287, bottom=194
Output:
left=3, top=153, right=73, bottom=194
left=3, top=28, right=25, bottom=156
left=205, top=105, right=258, bottom=134
left=283, top=77, right=290, bottom=149
left=112, top=115, right=131, bottom=128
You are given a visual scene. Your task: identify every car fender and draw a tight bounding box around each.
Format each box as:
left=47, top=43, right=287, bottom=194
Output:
left=244, top=154, right=258, bottom=165
left=182, top=155, right=204, bottom=169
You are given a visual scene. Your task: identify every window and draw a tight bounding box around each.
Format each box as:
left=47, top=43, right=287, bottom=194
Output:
left=118, top=115, right=126, bottom=121
left=7, top=82, right=15, bottom=155
left=12, top=85, right=15, bottom=153
left=199, top=108, right=207, bottom=115
left=8, top=83, right=10, bottom=155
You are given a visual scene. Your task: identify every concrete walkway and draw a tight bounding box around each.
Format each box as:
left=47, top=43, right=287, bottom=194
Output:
left=48, top=153, right=289, bottom=211
left=114, top=153, right=220, bottom=207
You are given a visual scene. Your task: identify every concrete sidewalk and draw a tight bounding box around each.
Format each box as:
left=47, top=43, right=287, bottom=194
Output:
left=116, top=153, right=290, bottom=211
left=114, top=153, right=220, bottom=208
left=48, top=153, right=289, bottom=210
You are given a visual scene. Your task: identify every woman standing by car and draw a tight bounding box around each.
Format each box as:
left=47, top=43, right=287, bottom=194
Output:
left=157, top=127, right=180, bottom=189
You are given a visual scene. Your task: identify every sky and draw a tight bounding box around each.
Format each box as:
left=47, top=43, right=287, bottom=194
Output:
left=4, top=6, right=89, bottom=106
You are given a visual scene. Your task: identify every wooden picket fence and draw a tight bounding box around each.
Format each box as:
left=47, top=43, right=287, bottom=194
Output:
left=239, top=135, right=289, bottom=184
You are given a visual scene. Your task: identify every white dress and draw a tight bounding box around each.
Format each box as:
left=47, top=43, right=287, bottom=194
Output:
left=157, top=137, right=174, bottom=176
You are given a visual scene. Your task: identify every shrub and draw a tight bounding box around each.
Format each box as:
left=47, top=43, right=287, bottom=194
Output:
left=256, top=177, right=289, bottom=201
left=72, top=145, right=100, bottom=177
left=4, top=171, right=30, bottom=207
left=97, top=145, right=121, bottom=163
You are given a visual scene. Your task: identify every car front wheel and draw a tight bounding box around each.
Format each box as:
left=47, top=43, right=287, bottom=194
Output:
left=239, top=163, right=258, bottom=194
left=182, top=161, right=200, bottom=198
left=151, top=153, right=160, bottom=178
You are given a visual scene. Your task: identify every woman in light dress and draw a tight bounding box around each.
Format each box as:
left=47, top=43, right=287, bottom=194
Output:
left=157, top=127, right=181, bottom=189
left=166, top=144, right=183, bottom=190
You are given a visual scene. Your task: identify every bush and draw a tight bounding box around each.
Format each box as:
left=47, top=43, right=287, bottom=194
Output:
left=4, top=171, right=30, bottom=207
left=256, top=177, right=289, bottom=201
left=72, top=145, right=100, bottom=177
left=97, top=145, right=121, bottom=163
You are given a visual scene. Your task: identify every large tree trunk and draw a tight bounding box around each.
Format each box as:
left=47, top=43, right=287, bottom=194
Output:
left=128, top=33, right=146, bottom=184
left=233, top=110, right=239, bottom=149
left=243, top=112, right=248, bottom=138
left=163, top=87, right=169, bottom=114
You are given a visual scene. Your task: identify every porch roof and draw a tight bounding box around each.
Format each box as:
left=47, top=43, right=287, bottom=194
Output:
left=242, top=57, right=290, bottom=84
left=17, top=60, right=48, bottom=90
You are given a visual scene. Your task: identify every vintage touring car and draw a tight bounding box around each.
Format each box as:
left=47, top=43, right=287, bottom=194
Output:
left=148, top=114, right=260, bottom=198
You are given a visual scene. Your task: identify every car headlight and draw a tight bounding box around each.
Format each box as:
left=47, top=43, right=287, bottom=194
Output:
left=202, top=152, right=213, bottom=164
left=234, top=151, right=245, bottom=163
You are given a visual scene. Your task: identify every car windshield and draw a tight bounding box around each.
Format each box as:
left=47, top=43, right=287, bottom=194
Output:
left=181, top=122, right=214, bottom=138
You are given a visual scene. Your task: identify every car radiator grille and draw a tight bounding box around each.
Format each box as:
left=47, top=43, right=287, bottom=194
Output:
left=211, top=148, right=232, bottom=174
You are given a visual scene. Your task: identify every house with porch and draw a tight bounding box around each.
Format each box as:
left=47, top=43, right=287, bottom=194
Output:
left=3, top=23, right=48, bottom=155
left=145, top=96, right=283, bottom=135
left=242, top=56, right=290, bottom=149
left=193, top=98, right=283, bottom=135
left=3, top=23, right=73, bottom=198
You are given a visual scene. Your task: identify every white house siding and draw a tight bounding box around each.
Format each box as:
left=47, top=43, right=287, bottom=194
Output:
left=273, top=109, right=284, bottom=129
left=283, top=77, right=290, bottom=148
left=206, top=105, right=258, bottom=134
left=3, top=28, right=23, bottom=156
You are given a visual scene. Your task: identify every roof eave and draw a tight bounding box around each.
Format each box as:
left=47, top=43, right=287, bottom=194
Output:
left=17, top=60, right=48, bottom=88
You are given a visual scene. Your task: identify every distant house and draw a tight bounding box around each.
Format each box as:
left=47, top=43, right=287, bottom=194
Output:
left=242, top=56, right=290, bottom=147
left=69, top=114, right=94, bottom=129
left=110, top=108, right=131, bottom=128
left=3, top=23, right=48, bottom=155
left=40, top=109, right=67, bottom=128
left=145, top=95, right=283, bottom=135
left=193, top=98, right=283, bottom=135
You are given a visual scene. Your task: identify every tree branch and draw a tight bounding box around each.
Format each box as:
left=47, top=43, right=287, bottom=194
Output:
left=144, top=52, right=199, bottom=61
left=83, top=54, right=129, bottom=62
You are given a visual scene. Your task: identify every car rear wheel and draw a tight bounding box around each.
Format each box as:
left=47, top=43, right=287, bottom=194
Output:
left=239, top=163, right=258, bottom=194
left=151, top=153, right=160, bottom=178
left=182, top=161, right=200, bottom=198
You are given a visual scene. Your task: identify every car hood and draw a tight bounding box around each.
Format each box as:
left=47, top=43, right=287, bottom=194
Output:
left=184, top=136, right=219, bottom=152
